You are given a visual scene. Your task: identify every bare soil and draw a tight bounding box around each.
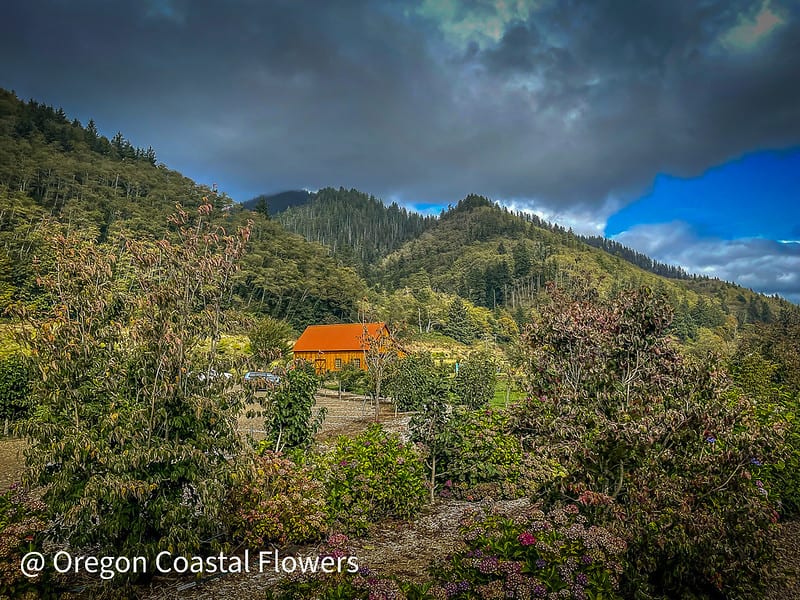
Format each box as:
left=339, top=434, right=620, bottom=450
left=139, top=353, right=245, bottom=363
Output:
left=0, top=437, right=26, bottom=490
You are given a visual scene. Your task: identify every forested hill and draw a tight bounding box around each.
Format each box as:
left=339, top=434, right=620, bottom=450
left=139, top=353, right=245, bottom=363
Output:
left=373, top=195, right=787, bottom=335
left=276, top=187, right=436, bottom=279
left=242, top=189, right=313, bottom=216
left=0, top=88, right=365, bottom=327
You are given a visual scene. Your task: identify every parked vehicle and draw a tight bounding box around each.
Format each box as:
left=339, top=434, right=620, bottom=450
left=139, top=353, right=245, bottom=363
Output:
left=244, top=371, right=280, bottom=387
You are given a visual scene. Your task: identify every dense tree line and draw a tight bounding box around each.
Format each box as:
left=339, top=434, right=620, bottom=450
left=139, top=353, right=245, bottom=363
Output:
left=579, top=234, right=692, bottom=279
left=277, top=187, right=436, bottom=280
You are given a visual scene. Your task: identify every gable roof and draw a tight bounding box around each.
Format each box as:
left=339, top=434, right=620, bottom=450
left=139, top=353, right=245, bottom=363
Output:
left=293, top=322, right=387, bottom=353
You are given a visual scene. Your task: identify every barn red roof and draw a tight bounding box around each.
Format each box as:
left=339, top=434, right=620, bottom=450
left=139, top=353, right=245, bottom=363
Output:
left=293, top=323, right=387, bottom=352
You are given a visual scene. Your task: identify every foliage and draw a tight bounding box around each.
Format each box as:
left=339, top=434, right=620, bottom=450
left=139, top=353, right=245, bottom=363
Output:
left=0, top=353, right=31, bottom=435
left=317, top=425, right=427, bottom=535
left=443, top=298, right=479, bottom=344
left=278, top=187, right=435, bottom=282
left=387, top=351, right=449, bottom=412
left=12, top=204, right=249, bottom=568
left=514, top=286, right=783, bottom=599
left=435, top=408, right=542, bottom=501
left=730, top=351, right=800, bottom=515
left=266, top=505, right=625, bottom=600
left=431, top=503, right=625, bottom=599
left=452, top=350, right=496, bottom=409
left=408, top=370, right=452, bottom=501
left=263, top=365, right=325, bottom=451
left=248, top=316, right=294, bottom=365
left=225, top=451, right=327, bottom=548
left=336, top=362, right=367, bottom=394
left=0, top=485, right=49, bottom=597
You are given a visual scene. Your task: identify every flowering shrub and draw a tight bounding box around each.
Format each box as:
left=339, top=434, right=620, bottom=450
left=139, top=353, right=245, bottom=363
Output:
left=267, top=505, right=624, bottom=600
left=317, top=425, right=428, bottom=535
left=0, top=485, right=49, bottom=597
left=430, top=503, right=625, bottom=599
left=515, top=286, right=783, bottom=598
left=225, top=451, right=327, bottom=548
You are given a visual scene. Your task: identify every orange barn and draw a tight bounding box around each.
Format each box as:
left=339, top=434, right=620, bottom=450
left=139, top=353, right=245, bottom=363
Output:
left=292, top=322, right=389, bottom=374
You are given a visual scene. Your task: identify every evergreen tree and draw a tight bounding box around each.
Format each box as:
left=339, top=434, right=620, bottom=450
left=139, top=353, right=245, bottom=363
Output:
left=443, top=297, right=477, bottom=344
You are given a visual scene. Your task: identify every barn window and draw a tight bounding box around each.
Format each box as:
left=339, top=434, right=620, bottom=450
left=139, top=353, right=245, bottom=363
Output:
left=352, top=358, right=361, bottom=369
left=335, top=358, right=342, bottom=369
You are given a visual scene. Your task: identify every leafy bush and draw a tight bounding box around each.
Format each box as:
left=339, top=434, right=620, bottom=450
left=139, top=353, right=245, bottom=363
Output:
left=436, top=408, right=543, bottom=503
left=317, top=425, right=427, bottom=535
left=432, top=503, right=626, bottom=599
left=225, top=451, right=327, bottom=548
left=0, top=485, right=49, bottom=597
left=388, top=352, right=450, bottom=412
left=0, top=353, right=31, bottom=436
left=730, top=351, right=800, bottom=515
left=515, top=286, right=782, bottom=599
left=451, top=351, right=496, bottom=409
left=263, top=365, right=325, bottom=451
left=266, top=505, right=625, bottom=600
left=337, top=362, right=367, bottom=394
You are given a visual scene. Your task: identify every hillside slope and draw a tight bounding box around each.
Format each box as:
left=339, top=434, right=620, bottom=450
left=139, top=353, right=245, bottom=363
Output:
left=0, top=88, right=365, bottom=327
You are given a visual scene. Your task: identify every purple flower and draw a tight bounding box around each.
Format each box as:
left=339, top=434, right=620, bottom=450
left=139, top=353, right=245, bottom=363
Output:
left=751, top=457, right=763, bottom=466
left=705, top=436, right=717, bottom=444
left=576, top=572, right=589, bottom=585
left=478, top=556, right=500, bottom=574
left=581, top=554, right=592, bottom=565
left=535, top=558, right=547, bottom=569
left=532, top=583, right=547, bottom=597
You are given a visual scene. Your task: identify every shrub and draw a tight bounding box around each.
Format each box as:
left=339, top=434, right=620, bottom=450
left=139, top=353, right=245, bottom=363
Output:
left=265, top=505, right=626, bottom=600
left=0, top=353, right=31, bottom=436
left=515, top=286, right=783, bottom=598
left=730, top=351, right=800, bottom=515
left=387, top=352, right=449, bottom=412
left=318, top=425, right=427, bottom=535
left=263, top=365, right=325, bottom=451
left=0, top=485, right=49, bottom=597
left=451, top=351, right=496, bottom=409
left=249, top=316, right=294, bottom=365
left=432, top=503, right=626, bottom=599
left=337, top=362, right=367, bottom=394
left=225, top=451, right=327, bottom=548
left=439, top=409, right=521, bottom=488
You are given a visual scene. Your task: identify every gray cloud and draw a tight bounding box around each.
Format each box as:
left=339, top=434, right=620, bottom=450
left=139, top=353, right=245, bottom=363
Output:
left=614, top=222, right=800, bottom=303
left=2, top=0, right=798, bottom=211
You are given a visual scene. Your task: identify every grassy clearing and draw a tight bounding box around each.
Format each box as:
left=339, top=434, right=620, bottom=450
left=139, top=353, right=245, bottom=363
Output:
left=491, top=377, right=525, bottom=407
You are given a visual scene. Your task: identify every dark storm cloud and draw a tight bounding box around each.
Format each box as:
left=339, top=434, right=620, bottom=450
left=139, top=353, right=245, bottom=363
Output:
left=462, top=0, right=800, bottom=211
left=1, top=0, right=799, bottom=214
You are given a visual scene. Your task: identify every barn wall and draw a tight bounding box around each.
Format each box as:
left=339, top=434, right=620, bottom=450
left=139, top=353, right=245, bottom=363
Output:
left=293, top=350, right=367, bottom=373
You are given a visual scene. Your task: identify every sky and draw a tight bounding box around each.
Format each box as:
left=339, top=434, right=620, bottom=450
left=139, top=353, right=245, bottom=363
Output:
left=1, top=0, right=799, bottom=301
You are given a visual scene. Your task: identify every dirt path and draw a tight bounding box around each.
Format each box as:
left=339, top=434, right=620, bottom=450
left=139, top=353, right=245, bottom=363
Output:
left=0, top=437, right=26, bottom=490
